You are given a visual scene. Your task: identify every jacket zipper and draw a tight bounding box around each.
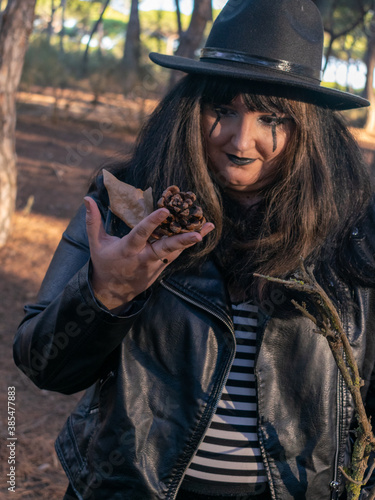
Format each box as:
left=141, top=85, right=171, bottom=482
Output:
left=257, top=431, right=277, bottom=500
left=330, top=370, right=342, bottom=499
left=160, top=280, right=237, bottom=500
left=331, top=302, right=348, bottom=500
left=253, top=316, right=278, bottom=500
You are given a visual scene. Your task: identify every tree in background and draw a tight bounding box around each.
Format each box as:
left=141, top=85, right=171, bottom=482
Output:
left=0, top=0, right=36, bottom=247
left=60, top=0, right=67, bottom=53
left=169, top=0, right=212, bottom=87
left=364, top=12, right=375, bottom=130
left=312, top=0, right=375, bottom=132
left=122, top=0, right=141, bottom=92
left=174, top=0, right=183, bottom=38
left=314, top=0, right=371, bottom=71
left=174, top=0, right=212, bottom=59
left=47, top=0, right=58, bottom=43
left=82, top=0, right=111, bottom=74
left=46, top=0, right=66, bottom=51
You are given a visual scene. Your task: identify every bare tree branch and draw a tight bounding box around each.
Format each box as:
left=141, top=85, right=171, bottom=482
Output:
left=254, top=258, right=375, bottom=500
left=82, top=0, right=111, bottom=74
left=175, top=0, right=182, bottom=37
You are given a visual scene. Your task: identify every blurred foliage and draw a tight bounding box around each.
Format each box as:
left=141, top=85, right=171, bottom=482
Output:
left=320, top=0, right=373, bottom=32
left=22, top=2, right=207, bottom=95
left=35, top=0, right=103, bottom=30
left=329, top=8, right=373, bottom=61
left=21, top=37, right=70, bottom=89
left=21, top=35, right=118, bottom=88
left=20, top=32, right=168, bottom=96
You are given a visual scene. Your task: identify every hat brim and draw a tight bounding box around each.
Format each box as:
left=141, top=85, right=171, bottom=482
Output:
left=149, top=52, right=370, bottom=111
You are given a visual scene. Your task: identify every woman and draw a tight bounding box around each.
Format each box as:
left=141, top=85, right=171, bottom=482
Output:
left=14, top=0, right=375, bottom=499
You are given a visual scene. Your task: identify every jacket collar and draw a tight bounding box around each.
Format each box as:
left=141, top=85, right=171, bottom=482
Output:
left=163, top=257, right=273, bottom=331
left=163, top=258, right=233, bottom=321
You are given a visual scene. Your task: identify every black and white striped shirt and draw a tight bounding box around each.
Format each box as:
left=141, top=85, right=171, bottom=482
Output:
left=184, top=302, right=267, bottom=495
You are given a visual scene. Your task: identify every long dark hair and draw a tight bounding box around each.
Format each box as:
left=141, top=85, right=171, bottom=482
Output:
left=100, top=74, right=372, bottom=299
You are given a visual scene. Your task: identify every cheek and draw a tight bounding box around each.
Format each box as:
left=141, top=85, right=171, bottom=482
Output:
left=203, top=124, right=224, bottom=156
left=269, top=129, right=291, bottom=158
left=202, top=114, right=215, bottom=139
left=202, top=112, right=229, bottom=146
left=278, top=123, right=294, bottom=151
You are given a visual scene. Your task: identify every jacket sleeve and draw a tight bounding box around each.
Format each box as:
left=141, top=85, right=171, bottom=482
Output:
left=343, top=195, right=375, bottom=287
left=13, top=191, right=149, bottom=395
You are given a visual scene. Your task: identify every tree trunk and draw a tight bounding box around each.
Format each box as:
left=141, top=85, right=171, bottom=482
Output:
left=365, top=18, right=375, bottom=133
left=169, top=0, right=212, bottom=87
left=59, top=0, right=66, bottom=54
left=175, top=0, right=182, bottom=38
left=122, top=0, right=141, bottom=93
left=175, top=0, right=212, bottom=59
left=82, top=0, right=111, bottom=74
left=0, top=0, right=36, bottom=247
left=47, top=0, right=56, bottom=44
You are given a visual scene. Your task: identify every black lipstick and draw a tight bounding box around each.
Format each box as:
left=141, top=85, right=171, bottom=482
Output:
left=226, top=154, right=255, bottom=166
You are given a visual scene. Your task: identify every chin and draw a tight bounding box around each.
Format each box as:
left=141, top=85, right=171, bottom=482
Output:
left=228, top=181, right=259, bottom=191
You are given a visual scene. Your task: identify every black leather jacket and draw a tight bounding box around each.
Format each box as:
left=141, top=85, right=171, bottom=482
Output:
left=13, top=188, right=375, bottom=500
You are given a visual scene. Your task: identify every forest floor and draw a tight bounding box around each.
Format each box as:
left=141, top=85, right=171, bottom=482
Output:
left=0, top=87, right=374, bottom=499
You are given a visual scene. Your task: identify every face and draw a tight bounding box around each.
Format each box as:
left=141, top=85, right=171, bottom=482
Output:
left=202, top=95, right=294, bottom=205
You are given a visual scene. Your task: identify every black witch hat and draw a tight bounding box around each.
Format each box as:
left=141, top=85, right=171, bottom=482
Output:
left=150, top=0, right=369, bottom=110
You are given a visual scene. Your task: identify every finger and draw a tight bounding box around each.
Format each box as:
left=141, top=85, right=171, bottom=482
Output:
left=148, top=242, right=169, bottom=265
left=150, top=222, right=216, bottom=259
left=127, top=208, right=170, bottom=251
left=84, top=197, right=108, bottom=251
left=162, top=222, right=215, bottom=250
left=198, top=222, right=216, bottom=238
left=150, top=233, right=201, bottom=262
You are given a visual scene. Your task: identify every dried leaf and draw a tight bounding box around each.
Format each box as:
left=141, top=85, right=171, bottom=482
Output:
left=103, top=169, right=154, bottom=228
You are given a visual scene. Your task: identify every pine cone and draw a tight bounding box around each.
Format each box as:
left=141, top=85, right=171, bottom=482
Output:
left=153, top=186, right=207, bottom=238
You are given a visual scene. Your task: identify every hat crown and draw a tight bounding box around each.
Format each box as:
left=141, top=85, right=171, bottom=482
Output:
left=205, top=0, right=324, bottom=79
left=148, top=0, right=370, bottom=109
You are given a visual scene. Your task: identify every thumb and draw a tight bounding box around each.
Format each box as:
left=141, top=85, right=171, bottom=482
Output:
left=84, top=196, right=106, bottom=250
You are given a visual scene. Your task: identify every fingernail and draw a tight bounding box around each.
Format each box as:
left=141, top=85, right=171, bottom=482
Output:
left=83, top=197, right=91, bottom=213
left=189, top=235, right=201, bottom=243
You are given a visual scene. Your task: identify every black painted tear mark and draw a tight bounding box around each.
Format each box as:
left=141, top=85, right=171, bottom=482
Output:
left=272, top=113, right=277, bottom=152
left=209, top=112, right=221, bottom=137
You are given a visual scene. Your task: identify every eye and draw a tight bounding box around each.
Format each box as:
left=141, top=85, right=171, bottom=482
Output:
left=259, top=114, right=291, bottom=127
left=212, top=105, right=235, bottom=117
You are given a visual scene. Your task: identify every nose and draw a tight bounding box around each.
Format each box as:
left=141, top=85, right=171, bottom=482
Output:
left=230, top=115, right=257, bottom=153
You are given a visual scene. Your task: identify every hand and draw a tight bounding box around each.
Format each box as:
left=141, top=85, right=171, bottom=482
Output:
left=84, top=196, right=215, bottom=311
